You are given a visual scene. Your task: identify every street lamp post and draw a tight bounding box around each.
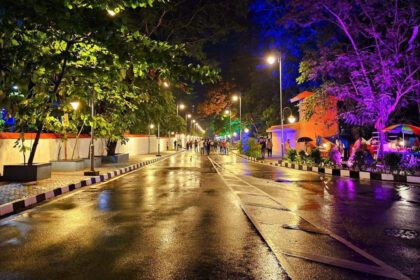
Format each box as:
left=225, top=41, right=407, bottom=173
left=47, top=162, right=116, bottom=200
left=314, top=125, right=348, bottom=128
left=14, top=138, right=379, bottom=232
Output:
left=283, top=107, right=296, bottom=124
left=191, top=119, right=196, bottom=135
left=224, top=109, right=232, bottom=143
left=267, top=54, right=284, bottom=157
left=232, top=94, right=242, bottom=142
left=176, top=103, right=185, bottom=116
left=186, top=113, right=191, bottom=134
left=156, top=123, right=161, bottom=157
left=84, top=92, right=99, bottom=176
left=148, top=123, right=154, bottom=154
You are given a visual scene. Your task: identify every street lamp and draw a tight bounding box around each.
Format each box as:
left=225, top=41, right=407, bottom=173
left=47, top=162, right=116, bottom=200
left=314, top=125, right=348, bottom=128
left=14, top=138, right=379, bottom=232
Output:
left=163, top=81, right=170, bottom=88
left=156, top=123, right=161, bottom=157
left=191, top=119, right=196, bottom=134
left=232, top=94, right=242, bottom=142
left=244, top=128, right=250, bottom=133
left=224, top=109, right=232, bottom=143
left=186, top=114, right=191, bottom=134
left=70, top=101, right=80, bottom=111
left=148, top=123, right=154, bottom=154
left=283, top=107, right=296, bottom=124
left=107, top=10, right=117, bottom=16
left=266, top=53, right=284, bottom=157
left=176, top=103, right=185, bottom=116
left=84, top=91, right=100, bottom=176
left=69, top=101, right=82, bottom=160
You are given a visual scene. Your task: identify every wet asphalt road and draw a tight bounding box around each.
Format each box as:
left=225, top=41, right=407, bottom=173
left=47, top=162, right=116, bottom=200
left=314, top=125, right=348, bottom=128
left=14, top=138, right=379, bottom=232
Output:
left=0, top=153, right=287, bottom=280
left=210, top=154, right=420, bottom=280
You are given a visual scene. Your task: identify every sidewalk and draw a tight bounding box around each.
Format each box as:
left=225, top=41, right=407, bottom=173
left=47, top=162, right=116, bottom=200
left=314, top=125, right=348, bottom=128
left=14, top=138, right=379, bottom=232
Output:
left=0, top=151, right=179, bottom=216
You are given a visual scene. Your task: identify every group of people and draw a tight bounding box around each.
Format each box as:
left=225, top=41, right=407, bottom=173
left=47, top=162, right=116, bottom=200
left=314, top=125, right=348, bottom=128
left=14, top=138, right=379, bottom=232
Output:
left=185, top=140, right=200, bottom=152
left=174, top=139, right=231, bottom=156
left=258, top=137, right=273, bottom=159
left=201, top=139, right=230, bottom=155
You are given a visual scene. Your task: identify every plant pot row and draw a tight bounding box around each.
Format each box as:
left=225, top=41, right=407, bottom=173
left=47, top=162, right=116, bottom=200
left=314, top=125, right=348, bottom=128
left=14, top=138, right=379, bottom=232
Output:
left=2, top=153, right=129, bottom=182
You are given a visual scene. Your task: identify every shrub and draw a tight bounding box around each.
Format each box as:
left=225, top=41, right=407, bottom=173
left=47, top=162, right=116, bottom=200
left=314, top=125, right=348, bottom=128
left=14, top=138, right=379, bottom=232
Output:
left=298, top=150, right=306, bottom=158
left=310, top=149, right=321, bottom=164
left=287, top=149, right=297, bottom=162
left=353, top=149, right=365, bottom=170
left=384, top=153, right=402, bottom=172
left=328, top=147, right=342, bottom=167
left=321, top=158, right=333, bottom=167
left=400, top=154, right=417, bottom=175
left=246, top=138, right=261, bottom=159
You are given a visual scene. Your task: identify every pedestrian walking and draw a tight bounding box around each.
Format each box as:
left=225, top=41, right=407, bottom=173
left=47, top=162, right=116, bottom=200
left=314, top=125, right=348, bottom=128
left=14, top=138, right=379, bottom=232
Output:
left=200, top=139, right=205, bottom=155
left=174, top=140, right=177, bottom=151
left=260, top=138, right=266, bottom=159
left=206, top=140, right=211, bottom=155
left=267, top=139, right=273, bottom=158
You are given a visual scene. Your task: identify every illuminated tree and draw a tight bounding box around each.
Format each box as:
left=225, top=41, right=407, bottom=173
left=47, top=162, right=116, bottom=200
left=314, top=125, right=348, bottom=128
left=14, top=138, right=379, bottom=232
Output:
left=284, top=0, right=419, bottom=158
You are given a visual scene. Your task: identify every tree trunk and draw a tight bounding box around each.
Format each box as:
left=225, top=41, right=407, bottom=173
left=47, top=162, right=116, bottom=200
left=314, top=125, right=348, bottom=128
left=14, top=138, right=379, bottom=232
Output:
left=27, top=123, right=43, bottom=165
left=375, top=119, right=386, bottom=161
left=106, top=140, right=118, bottom=156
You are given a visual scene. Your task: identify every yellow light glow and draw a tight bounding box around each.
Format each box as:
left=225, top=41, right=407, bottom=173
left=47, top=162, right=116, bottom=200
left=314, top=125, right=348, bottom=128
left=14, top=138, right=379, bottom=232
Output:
left=70, top=101, right=80, bottom=110
left=266, top=55, right=276, bottom=65
left=288, top=115, right=296, bottom=123
left=179, top=104, right=185, bottom=110
left=107, top=10, right=117, bottom=16
left=149, top=124, right=155, bottom=129
left=244, top=128, right=250, bottom=133
left=232, top=95, right=239, bottom=102
left=163, top=81, right=170, bottom=88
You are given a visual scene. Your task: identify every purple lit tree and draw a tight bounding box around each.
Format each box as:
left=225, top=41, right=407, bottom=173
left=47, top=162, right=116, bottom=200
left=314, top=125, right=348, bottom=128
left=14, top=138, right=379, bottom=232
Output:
left=281, top=0, right=419, bottom=158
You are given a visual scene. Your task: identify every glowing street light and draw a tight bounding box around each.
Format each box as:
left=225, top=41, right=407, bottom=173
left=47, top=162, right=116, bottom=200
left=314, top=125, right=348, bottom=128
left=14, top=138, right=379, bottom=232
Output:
left=266, top=52, right=285, bottom=157
left=149, top=124, right=155, bottom=129
left=288, top=115, right=296, bottom=124
left=283, top=107, right=296, bottom=124
left=266, top=55, right=276, bottom=65
left=107, top=10, right=117, bottom=16
left=163, top=81, right=170, bottom=88
left=244, top=128, right=250, bottom=133
left=232, top=94, right=242, bottom=142
left=176, top=103, right=185, bottom=116
left=70, top=101, right=80, bottom=111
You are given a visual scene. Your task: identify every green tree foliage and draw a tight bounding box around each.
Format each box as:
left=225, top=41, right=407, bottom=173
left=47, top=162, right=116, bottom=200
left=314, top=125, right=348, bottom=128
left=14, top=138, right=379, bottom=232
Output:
left=0, top=0, right=219, bottom=163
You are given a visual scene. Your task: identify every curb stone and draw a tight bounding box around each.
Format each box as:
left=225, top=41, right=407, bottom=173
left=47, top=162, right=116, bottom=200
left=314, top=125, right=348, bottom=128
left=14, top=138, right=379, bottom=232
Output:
left=0, top=152, right=181, bottom=218
left=234, top=153, right=420, bottom=185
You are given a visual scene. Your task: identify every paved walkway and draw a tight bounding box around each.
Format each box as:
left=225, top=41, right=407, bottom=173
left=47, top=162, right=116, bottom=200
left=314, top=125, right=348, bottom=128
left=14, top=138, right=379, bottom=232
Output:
left=0, top=152, right=176, bottom=205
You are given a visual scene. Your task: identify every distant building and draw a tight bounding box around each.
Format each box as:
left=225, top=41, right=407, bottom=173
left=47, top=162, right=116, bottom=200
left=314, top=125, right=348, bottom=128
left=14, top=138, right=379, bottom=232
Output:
left=267, top=91, right=338, bottom=157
